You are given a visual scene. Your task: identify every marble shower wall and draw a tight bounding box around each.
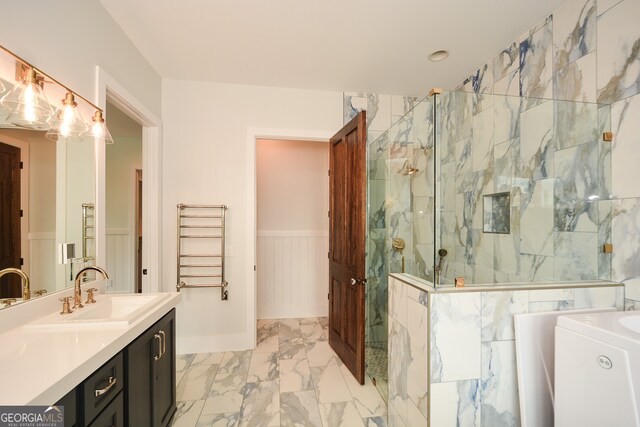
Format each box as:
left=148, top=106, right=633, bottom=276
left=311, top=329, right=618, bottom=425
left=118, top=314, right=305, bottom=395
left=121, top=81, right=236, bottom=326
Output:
left=387, top=275, right=624, bottom=427
left=447, top=0, right=640, bottom=303
left=437, top=90, right=608, bottom=286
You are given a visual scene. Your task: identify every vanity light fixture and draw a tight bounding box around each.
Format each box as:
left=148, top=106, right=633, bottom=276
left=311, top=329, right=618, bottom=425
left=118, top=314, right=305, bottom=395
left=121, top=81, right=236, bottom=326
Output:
left=428, top=50, right=450, bottom=62
left=88, top=110, right=114, bottom=144
left=45, top=92, right=89, bottom=140
left=0, top=67, right=53, bottom=130
left=0, top=44, right=113, bottom=144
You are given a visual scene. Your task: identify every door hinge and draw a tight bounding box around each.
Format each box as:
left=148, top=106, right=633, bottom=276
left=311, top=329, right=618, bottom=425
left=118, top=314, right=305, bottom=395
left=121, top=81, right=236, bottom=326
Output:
left=19, top=161, right=23, bottom=169
left=327, top=210, right=330, bottom=218
left=328, top=169, right=330, bottom=176
left=20, top=209, right=23, bottom=217
left=20, top=258, right=24, bottom=266
left=327, top=293, right=329, bottom=300
left=327, top=251, right=329, bottom=259
left=254, top=265, right=257, bottom=271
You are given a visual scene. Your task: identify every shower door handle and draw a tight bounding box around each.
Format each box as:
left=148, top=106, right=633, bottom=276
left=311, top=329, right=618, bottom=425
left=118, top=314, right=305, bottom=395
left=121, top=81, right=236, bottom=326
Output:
left=350, top=278, right=357, bottom=286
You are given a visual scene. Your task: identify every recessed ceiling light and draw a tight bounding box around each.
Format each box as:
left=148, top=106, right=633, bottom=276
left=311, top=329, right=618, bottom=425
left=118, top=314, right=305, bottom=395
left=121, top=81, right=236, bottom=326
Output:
left=428, top=50, right=449, bottom=62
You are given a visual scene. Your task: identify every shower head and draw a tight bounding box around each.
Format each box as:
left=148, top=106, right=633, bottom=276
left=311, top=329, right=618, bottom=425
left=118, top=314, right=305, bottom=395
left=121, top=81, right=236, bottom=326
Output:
left=406, top=166, right=419, bottom=175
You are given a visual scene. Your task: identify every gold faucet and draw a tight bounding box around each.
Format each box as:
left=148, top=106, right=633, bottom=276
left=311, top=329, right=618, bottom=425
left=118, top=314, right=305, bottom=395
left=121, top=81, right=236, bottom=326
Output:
left=73, top=266, right=109, bottom=309
left=0, top=268, right=31, bottom=300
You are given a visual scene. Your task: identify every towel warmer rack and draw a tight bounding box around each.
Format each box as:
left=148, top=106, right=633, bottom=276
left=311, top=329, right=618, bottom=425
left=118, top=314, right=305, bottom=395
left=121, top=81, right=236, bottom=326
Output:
left=82, top=203, right=95, bottom=262
left=176, top=203, right=228, bottom=300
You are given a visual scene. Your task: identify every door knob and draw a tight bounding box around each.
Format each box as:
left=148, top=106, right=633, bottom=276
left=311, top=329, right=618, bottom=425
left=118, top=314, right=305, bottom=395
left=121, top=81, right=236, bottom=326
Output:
left=350, top=278, right=367, bottom=286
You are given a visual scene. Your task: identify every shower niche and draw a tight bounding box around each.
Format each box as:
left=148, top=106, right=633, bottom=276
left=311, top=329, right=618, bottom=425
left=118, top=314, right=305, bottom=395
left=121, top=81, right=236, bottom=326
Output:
left=483, top=192, right=510, bottom=234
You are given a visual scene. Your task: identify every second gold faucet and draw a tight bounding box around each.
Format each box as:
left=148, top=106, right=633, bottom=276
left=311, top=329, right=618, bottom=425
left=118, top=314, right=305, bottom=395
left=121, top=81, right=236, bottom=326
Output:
left=73, top=266, right=109, bottom=309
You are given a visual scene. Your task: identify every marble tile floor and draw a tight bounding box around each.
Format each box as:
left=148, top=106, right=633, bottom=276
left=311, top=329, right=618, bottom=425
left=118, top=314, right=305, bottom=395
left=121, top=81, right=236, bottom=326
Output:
left=171, top=317, right=388, bottom=427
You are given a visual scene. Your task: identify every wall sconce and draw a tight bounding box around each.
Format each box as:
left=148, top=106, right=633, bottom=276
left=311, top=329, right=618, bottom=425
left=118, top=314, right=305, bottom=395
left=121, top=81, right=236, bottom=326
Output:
left=0, top=67, right=53, bottom=130
left=45, top=92, right=88, bottom=140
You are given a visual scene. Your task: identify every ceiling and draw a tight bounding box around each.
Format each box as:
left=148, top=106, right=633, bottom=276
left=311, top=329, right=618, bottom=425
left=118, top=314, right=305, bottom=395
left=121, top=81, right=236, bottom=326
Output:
left=99, top=0, right=567, bottom=96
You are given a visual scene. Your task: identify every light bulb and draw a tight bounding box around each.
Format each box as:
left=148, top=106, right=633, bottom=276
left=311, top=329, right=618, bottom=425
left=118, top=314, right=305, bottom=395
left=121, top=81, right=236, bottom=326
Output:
left=23, top=84, right=36, bottom=123
left=91, top=121, right=104, bottom=138
left=60, top=104, right=75, bottom=136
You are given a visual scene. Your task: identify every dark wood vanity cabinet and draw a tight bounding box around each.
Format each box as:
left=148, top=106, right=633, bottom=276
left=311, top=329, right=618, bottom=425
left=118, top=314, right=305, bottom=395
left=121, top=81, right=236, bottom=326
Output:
left=54, top=309, right=176, bottom=427
left=124, top=309, right=176, bottom=427
left=56, top=388, right=77, bottom=427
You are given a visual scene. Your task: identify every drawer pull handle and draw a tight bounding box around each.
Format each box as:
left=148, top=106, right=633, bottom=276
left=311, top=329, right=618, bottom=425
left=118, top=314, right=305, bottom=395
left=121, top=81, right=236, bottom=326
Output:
left=95, top=376, right=117, bottom=397
left=154, top=333, right=162, bottom=361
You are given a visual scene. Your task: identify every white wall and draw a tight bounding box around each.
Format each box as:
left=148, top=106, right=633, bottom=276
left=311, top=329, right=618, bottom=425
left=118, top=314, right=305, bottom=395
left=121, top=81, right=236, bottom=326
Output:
left=0, top=1, right=162, bottom=119
left=162, top=79, right=342, bottom=353
left=106, top=139, right=141, bottom=229
left=256, top=139, right=329, bottom=319
left=257, top=139, right=329, bottom=231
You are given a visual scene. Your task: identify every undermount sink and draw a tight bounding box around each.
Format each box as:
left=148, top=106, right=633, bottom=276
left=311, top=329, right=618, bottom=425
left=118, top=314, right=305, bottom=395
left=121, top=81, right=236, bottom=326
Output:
left=25, top=293, right=166, bottom=329
left=619, top=315, right=640, bottom=334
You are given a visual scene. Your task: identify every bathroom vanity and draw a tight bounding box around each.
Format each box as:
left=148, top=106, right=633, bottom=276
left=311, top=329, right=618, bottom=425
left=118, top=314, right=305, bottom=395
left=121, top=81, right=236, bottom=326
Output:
left=55, top=309, right=175, bottom=427
left=0, top=284, right=180, bottom=427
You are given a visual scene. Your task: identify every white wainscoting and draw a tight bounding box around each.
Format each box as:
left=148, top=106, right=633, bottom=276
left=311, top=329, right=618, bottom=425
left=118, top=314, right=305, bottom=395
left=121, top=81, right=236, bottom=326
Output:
left=257, top=230, right=329, bottom=319
left=106, top=228, right=134, bottom=293
left=28, top=232, right=56, bottom=292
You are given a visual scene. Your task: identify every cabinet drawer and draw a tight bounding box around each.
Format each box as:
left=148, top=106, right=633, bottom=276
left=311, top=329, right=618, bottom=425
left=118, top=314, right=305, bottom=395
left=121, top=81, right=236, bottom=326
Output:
left=88, top=391, right=124, bottom=427
left=81, top=352, right=124, bottom=425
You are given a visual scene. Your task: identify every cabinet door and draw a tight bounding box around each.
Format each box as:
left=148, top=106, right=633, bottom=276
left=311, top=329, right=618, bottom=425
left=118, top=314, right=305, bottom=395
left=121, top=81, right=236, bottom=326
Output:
left=125, top=325, right=156, bottom=426
left=125, top=309, right=176, bottom=427
left=154, top=310, right=176, bottom=427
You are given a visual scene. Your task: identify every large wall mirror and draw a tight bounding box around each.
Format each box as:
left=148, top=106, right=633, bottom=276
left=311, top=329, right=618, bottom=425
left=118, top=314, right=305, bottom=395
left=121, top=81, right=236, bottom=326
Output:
left=0, top=45, right=106, bottom=310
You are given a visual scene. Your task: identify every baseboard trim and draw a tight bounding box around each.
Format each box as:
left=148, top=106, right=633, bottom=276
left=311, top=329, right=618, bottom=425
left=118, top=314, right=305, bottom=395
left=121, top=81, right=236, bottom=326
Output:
left=258, top=304, right=328, bottom=320
left=177, top=332, right=254, bottom=355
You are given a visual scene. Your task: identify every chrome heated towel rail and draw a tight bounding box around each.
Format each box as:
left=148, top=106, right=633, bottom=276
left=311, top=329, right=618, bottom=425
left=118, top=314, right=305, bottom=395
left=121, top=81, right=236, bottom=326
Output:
left=176, top=203, right=229, bottom=300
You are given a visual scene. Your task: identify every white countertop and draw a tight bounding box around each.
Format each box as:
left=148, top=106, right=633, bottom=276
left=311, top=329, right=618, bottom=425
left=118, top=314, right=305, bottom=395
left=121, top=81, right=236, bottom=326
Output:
left=0, top=289, right=180, bottom=405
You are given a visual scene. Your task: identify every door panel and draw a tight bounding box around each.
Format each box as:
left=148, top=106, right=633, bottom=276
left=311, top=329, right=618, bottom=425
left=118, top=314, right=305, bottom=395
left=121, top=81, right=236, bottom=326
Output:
left=328, top=111, right=366, bottom=384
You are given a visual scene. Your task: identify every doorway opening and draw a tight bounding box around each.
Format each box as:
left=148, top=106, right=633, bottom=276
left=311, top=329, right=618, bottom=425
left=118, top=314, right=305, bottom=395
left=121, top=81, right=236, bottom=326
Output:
left=255, top=138, right=329, bottom=320
left=105, top=100, right=143, bottom=293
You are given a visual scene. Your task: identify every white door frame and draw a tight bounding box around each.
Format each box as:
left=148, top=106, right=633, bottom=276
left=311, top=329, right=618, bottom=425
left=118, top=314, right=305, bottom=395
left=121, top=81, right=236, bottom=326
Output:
left=246, top=127, right=333, bottom=348
left=95, top=67, right=162, bottom=293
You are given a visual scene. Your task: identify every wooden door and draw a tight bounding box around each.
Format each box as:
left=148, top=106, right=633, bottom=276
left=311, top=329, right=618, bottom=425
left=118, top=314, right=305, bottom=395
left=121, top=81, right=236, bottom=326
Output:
left=328, top=111, right=367, bottom=384
left=0, top=142, right=21, bottom=298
